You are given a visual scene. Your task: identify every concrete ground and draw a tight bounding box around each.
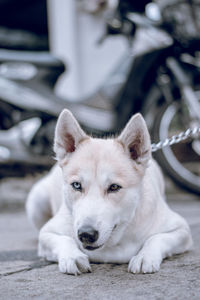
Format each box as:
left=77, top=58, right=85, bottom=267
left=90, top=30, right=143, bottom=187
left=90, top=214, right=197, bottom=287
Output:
left=0, top=174, right=200, bottom=300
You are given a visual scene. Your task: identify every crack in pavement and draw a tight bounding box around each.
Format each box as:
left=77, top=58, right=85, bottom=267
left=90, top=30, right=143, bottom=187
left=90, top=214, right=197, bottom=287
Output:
left=0, top=260, right=53, bottom=277
left=0, top=249, right=54, bottom=277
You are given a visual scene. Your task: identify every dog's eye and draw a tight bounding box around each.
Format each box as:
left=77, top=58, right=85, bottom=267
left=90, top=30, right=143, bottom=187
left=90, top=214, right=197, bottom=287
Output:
left=71, top=182, right=82, bottom=191
left=107, top=184, right=122, bottom=193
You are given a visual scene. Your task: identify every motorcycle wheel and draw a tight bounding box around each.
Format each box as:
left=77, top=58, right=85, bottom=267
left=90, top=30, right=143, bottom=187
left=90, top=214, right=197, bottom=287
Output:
left=152, top=102, right=200, bottom=195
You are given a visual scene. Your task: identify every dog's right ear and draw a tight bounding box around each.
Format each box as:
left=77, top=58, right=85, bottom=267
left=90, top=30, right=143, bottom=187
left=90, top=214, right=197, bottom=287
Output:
left=54, top=109, right=88, bottom=164
left=117, top=113, right=151, bottom=167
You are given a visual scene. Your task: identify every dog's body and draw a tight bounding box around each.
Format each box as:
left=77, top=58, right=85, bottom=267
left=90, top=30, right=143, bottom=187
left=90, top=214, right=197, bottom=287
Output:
left=26, top=110, right=193, bottom=275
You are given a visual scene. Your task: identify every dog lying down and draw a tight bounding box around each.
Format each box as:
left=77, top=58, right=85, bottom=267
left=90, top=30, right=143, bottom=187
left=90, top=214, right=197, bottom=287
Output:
left=26, top=109, right=193, bottom=275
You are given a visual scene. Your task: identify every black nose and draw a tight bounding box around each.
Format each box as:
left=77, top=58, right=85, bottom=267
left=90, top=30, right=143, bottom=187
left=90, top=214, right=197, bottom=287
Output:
left=78, top=226, right=99, bottom=244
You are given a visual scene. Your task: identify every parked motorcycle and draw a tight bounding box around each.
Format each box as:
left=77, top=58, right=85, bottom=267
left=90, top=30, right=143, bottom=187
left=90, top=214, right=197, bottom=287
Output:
left=0, top=0, right=199, bottom=194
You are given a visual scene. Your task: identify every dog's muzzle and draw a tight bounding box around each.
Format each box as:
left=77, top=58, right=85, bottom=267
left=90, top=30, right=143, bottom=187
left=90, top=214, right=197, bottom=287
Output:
left=78, top=225, right=100, bottom=250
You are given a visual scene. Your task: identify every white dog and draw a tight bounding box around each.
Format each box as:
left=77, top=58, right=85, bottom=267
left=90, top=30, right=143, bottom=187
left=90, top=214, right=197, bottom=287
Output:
left=26, top=109, right=193, bottom=275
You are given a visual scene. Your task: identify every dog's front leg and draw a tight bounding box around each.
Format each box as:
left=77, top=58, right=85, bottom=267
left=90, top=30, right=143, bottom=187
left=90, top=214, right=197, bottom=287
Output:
left=38, top=203, right=91, bottom=275
left=128, top=226, right=192, bottom=274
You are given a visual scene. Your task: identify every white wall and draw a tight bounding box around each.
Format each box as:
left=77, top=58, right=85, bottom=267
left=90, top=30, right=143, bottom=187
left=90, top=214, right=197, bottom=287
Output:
left=47, top=0, right=127, bottom=100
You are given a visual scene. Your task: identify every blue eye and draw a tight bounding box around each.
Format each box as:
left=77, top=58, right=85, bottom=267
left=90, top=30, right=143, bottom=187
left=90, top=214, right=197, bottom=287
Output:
left=71, top=182, right=82, bottom=191
left=107, top=184, right=122, bottom=193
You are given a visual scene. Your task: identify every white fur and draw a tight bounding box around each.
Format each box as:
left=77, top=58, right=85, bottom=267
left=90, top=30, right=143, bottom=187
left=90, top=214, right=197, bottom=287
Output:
left=26, top=109, right=193, bottom=275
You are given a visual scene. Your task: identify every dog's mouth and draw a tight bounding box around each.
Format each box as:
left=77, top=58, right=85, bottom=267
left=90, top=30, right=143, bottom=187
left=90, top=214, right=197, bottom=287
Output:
left=83, top=244, right=104, bottom=251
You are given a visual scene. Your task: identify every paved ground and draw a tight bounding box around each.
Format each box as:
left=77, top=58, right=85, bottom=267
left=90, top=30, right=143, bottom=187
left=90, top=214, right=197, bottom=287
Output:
left=0, top=174, right=200, bottom=300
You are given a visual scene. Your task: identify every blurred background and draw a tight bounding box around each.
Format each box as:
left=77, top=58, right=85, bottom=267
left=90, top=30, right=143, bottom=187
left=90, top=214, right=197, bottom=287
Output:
left=0, top=0, right=199, bottom=203
left=0, top=3, right=199, bottom=297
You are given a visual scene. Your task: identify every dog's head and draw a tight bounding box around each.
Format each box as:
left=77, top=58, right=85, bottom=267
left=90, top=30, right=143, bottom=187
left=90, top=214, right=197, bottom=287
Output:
left=54, top=109, right=151, bottom=251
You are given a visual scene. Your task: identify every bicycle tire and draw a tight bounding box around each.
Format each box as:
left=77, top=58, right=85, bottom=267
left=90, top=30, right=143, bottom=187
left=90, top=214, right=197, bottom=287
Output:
left=152, top=102, right=200, bottom=195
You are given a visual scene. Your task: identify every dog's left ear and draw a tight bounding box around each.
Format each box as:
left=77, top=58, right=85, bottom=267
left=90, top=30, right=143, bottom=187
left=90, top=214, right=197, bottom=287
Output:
left=54, top=109, right=88, bottom=164
left=117, top=113, right=151, bottom=166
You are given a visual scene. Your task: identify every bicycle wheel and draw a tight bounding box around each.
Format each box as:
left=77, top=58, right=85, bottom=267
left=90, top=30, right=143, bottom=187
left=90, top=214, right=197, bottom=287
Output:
left=152, top=102, right=200, bottom=195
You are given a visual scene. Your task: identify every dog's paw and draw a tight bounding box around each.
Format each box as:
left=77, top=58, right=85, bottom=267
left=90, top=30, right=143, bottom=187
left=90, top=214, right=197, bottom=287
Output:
left=128, top=251, right=162, bottom=274
left=58, top=251, right=91, bottom=275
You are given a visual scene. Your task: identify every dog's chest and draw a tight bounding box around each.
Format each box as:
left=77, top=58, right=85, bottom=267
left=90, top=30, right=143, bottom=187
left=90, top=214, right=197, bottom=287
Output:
left=83, top=240, right=142, bottom=264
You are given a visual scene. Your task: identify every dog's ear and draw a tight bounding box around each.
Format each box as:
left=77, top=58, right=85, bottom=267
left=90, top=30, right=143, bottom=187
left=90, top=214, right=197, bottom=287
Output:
left=54, top=109, right=88, bottom=164
left=117, top=113, right=151, bottom=166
